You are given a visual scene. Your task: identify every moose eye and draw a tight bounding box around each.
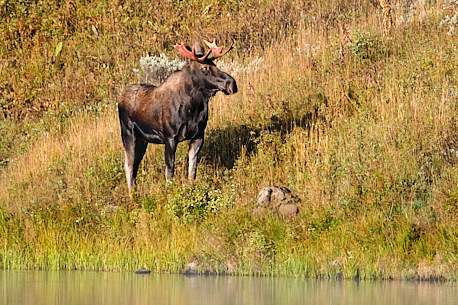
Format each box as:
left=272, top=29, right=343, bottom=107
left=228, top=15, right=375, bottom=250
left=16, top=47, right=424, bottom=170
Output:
left=202, top=66, right=210, bottom=74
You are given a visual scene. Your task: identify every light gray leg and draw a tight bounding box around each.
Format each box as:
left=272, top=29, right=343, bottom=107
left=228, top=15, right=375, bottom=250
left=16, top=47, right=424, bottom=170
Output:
left=124, top=151, right=135, bottom=193
left=188, top=138, right=204, bottom=179
left=123, top=137, right=148, bottom=193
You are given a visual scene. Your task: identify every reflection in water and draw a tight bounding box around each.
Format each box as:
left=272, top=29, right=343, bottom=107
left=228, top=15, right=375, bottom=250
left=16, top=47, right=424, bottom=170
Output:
left=1, top=270, right=457, bottom=305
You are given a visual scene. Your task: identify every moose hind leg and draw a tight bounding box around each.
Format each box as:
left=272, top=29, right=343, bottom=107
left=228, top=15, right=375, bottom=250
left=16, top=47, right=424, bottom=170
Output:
left=188, top=138, right=203, bottom=179
left=123, top=136, right=148, bottom=192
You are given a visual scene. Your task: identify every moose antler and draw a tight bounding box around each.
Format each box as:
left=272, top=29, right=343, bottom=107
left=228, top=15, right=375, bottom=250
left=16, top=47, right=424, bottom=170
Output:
left=175, top=40, right=233, bottom=61
left=203, top=39, right=233, bottom=59
left=174, top=43, right=212, bottom=62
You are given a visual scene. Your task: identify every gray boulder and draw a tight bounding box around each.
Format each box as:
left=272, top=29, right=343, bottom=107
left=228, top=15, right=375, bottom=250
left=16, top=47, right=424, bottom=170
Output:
left=255, top=186, right=301, bottom=217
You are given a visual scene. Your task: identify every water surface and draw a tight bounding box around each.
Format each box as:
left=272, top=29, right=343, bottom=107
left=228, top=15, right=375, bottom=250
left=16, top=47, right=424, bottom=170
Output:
left=1, top=270, right=456, bottom=305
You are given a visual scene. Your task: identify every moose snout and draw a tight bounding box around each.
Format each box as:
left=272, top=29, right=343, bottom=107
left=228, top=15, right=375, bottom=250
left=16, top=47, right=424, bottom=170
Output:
left=225, top=78, right=237, bottom=95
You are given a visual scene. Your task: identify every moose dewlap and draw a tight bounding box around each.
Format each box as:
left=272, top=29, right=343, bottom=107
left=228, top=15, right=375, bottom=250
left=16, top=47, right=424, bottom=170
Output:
left=118, top=40, right=237, bottom=192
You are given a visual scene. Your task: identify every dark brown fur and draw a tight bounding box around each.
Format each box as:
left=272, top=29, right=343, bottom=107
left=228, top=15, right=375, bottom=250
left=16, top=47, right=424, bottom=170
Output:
left=118, top=59, right=237, bottom=192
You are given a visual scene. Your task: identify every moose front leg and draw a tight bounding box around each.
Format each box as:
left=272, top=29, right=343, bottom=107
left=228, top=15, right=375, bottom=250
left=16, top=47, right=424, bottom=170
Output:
left=164, top=138, right=177, bottom=179
left=188, top=138, right=204, bottom=179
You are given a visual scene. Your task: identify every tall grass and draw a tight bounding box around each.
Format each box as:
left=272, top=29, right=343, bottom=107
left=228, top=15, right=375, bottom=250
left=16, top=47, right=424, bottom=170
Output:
left=1, top=0, right=458, bottom=279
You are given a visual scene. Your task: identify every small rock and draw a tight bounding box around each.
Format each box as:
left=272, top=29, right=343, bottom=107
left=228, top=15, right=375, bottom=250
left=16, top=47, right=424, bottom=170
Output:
left=183, top=257, right=199, bottom=275
left=135, top=268, right=151, bottom=274
left=255, top=186, right=301, bottom=217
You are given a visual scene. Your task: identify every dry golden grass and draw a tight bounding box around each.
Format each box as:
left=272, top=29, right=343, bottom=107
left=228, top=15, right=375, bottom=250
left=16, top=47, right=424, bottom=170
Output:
left=0, top=108, right=121, bottom=210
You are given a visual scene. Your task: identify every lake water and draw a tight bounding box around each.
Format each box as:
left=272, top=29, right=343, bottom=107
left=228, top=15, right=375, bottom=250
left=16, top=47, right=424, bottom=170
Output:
left=1, top=270, right=456, bottom=305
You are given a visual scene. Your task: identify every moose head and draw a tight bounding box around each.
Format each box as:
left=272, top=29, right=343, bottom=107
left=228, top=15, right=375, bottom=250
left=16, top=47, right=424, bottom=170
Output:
left=173, top=39, right=237, bottom=95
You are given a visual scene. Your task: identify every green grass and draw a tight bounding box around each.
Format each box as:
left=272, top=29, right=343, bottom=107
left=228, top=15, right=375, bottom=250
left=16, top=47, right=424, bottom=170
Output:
left=1, top=0, right=458, bottom=280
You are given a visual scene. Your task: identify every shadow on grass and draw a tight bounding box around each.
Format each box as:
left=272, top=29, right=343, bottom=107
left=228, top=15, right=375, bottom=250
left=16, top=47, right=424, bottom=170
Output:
left=201, top=104, right=323, bottom=170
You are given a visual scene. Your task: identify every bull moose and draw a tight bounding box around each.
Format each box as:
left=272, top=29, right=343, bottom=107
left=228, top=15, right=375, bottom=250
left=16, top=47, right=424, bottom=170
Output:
left=118, top=40, right=237, bottom=192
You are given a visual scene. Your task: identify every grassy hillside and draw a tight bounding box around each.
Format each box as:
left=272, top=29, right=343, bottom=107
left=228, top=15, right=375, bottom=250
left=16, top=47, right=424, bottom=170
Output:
left=1, top=0, right=458, bottom=279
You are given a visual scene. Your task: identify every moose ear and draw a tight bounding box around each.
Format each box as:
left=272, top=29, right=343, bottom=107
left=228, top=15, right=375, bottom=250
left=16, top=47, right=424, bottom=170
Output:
left=193, top=42, right=204, bottom=57
left=203, top=39, right=233, bottom=59
left=175, top=42, right=212, bottom=62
